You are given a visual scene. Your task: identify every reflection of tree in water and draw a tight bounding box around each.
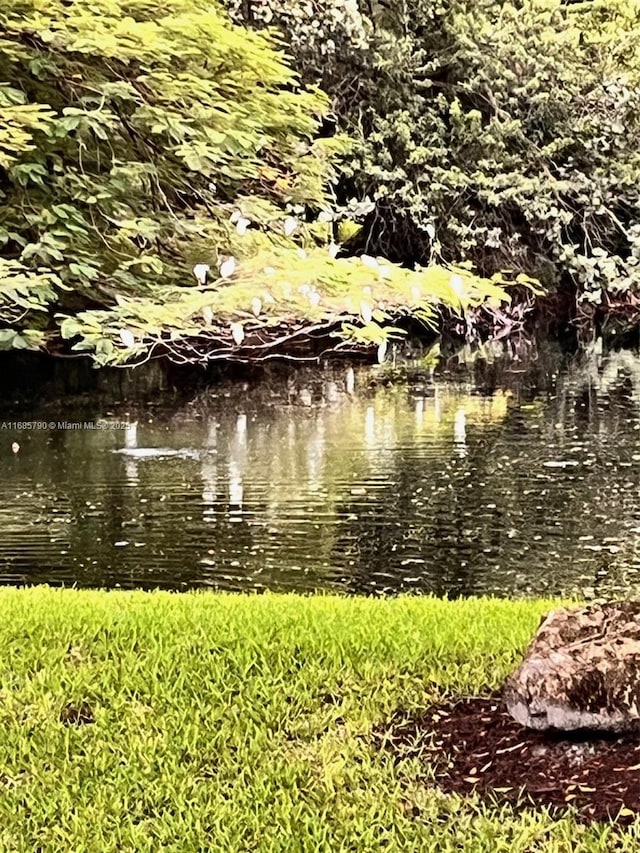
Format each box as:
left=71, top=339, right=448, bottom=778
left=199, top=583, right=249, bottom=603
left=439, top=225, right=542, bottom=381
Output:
left=334, top=350, right=640, bottom=598
left=8, top=346, right=640, bottom=596
left=334, top=425, right=511, bottom=597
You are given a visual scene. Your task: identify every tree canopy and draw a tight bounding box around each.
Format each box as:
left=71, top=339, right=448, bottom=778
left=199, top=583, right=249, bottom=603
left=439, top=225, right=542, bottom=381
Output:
left=230, top=0, right=640, bottom=312
left=0, top=0, right=507, bottom=365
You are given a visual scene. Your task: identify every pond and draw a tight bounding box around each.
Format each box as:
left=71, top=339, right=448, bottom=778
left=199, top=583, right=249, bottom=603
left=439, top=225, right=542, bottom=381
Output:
left=3, top=341, right=640, bottom=598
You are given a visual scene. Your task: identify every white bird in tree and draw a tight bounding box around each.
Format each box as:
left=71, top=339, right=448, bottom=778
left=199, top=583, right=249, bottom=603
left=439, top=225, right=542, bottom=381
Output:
left=450, top=274, right=466, bottom=298
left=230, top=322, right=245, bottom=345
left=11, top=442, right=19, bottom=454
left=359, top=300, right=373, bottom=324
left=192, top=264, right=210, bottom=286
left=219, top=256, right=236, bottom=279
left=119, top=328, right=136, bottom=348
left=283, top=216, right=298, bottom=237
left=235, top=217, right=251, bottom=236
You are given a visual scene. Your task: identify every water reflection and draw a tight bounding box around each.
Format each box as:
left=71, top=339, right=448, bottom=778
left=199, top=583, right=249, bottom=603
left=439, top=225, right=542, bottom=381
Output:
left=4, top=344, right=640, bottom=597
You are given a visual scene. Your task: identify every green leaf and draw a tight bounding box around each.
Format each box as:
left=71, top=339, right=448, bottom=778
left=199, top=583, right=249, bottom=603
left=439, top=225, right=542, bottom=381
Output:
left=59, top=317, right=84, bottom=339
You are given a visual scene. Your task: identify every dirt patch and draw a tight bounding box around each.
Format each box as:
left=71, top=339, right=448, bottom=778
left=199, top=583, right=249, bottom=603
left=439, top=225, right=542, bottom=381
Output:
left=59, top=701, right=95, bottom=726
left=373, top=696, right=640, bottom=824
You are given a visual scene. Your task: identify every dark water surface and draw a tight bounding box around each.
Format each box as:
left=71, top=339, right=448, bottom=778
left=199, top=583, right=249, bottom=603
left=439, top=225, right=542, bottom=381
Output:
left=3, top=343, right=640, bottom=597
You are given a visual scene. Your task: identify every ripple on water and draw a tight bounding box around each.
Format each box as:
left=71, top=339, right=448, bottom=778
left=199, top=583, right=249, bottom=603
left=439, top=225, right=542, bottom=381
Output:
left=3, top=348, right=640, bottom=596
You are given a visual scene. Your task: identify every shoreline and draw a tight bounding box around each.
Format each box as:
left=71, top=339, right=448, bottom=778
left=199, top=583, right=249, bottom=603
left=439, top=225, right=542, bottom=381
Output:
left=0, top=291, right=587, bottom=408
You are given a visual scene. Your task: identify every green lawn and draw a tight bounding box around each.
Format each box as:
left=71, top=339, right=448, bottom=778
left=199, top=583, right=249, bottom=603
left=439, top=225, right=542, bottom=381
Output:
left=0, top=589, right=632, bottom=852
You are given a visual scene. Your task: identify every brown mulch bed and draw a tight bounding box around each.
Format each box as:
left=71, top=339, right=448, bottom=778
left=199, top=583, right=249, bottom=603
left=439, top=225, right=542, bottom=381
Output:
left=373, top=696, right=640, bottom=824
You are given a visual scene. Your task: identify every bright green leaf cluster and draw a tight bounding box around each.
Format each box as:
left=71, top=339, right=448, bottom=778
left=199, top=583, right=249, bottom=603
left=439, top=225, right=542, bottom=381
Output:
left=0, top=0, right=512, bottom=363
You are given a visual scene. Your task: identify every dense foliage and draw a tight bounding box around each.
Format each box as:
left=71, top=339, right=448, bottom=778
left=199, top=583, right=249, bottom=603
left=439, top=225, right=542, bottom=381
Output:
left=0, top=0, right=507, bottom=365
left=229, top=0, right=640, bottom=306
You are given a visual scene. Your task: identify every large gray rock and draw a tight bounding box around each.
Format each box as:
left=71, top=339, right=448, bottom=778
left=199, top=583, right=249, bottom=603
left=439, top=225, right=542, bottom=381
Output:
left=504, top=601, right=640, bottom=732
